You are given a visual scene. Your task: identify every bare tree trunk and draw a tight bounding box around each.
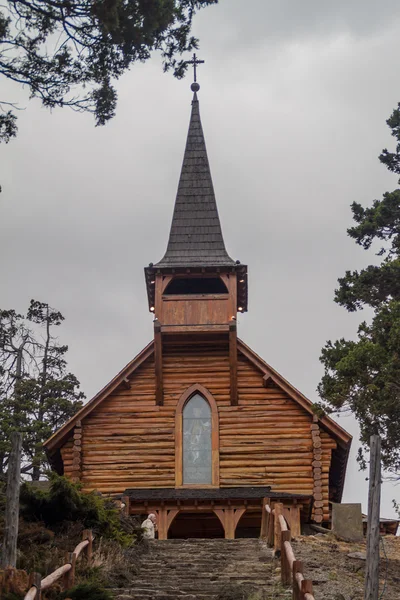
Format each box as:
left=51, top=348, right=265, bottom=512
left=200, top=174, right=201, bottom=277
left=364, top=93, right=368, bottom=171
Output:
left=364, top=434, right=381, bottom=600
left=0, top=432, right=22, bottom=568
left=32, top=307, right=50, bottom=481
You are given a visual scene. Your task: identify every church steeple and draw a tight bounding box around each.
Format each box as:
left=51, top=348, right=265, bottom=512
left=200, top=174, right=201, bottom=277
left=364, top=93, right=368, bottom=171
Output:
left=145, top=76, right=248, bottom=315
left=154, top=89, right=235, bottom=269
left=144, top=64, right=248, bottom=405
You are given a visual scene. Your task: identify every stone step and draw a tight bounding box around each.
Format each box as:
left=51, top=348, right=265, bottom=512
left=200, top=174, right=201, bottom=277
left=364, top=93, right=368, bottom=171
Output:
left=124, top=568, right=275, bottom=576
left=115, top=590, right=225, bottom=600
left=109, top=538, right=277, bottom=600
left=116, top=576, right=277, bottom=587
left=145, top=541, right=268, bottom=547
left=135, top=573, right=271, bottom=580
left=138, top=561, right=271, bottom=567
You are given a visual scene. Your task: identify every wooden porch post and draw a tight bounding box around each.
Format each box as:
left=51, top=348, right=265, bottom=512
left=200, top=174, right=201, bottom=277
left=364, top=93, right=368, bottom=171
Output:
left=274, top=503, right=284, bottom=551
left=158, top=506, right=168, bottom=540
left=121, top=495, right=130, bottom=516
left=225, top=507, right=235, bottom=539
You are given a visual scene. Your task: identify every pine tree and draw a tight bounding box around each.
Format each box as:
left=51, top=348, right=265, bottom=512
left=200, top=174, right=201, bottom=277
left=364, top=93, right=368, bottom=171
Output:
left=0, top=300, right=84, bottom=479
left=318, top=104, right=400, bottom=477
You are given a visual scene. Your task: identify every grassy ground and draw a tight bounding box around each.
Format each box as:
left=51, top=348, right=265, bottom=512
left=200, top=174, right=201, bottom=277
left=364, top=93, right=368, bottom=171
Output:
left=292, top=534, right=400, bottom=600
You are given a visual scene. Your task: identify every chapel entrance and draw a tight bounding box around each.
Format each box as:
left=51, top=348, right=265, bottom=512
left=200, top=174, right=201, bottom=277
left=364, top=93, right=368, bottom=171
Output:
left=168, top=512, right=224, bottom=539
left=235, top=509, right=262, bottom=538
left=124, top=487, right=307, bottom=540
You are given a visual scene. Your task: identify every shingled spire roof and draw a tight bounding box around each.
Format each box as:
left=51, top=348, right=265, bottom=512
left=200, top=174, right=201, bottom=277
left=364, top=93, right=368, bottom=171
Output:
left=154, top=91, right=235, bottom=268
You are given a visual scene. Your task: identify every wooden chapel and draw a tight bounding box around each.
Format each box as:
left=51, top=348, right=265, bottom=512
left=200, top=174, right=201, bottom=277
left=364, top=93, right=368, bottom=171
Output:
left=44, top=76, right=352, bottom=540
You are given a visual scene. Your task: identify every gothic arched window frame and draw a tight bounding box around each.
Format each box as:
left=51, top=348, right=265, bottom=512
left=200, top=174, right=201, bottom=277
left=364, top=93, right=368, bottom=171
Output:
left=175, top=383, right=219, bottom=488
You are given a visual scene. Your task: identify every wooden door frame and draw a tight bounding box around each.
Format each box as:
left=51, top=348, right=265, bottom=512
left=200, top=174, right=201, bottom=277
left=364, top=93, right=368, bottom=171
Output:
left=175, top=383, right=220, bottom=488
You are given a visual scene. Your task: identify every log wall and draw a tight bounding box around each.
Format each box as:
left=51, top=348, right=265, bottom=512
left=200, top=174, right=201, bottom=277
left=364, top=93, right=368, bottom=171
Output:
left=61, top=341, right=337, bottom=515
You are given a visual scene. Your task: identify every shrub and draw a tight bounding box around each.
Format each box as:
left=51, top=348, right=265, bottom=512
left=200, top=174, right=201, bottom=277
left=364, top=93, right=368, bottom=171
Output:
left=19, top=474, right=132, bottom=545
left=0, top=593, right=25, bottom=600
left=78, top=537, right=144, bottom=588
left=60, top=583, right=112, bottom=600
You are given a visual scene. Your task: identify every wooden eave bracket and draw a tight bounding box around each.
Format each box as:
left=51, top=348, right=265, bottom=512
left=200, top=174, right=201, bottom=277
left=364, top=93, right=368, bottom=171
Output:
left=122, top=377, right=131, bottom=390
left=263, top=372, right=280, bottom=389
left=258, top=362, right=352, bottom=457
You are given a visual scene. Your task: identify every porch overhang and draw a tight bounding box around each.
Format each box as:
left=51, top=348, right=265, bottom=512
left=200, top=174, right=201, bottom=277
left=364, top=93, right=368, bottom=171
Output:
left=123, top=487, right=311, bottom=503
left=122, top=488, right=312, bottom=540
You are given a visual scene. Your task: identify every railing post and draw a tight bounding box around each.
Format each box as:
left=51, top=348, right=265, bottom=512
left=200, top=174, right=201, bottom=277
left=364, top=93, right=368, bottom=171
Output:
left=63, top=552, right=76, bottom=590
left=82, top=529, right=93, bottom=564
left=292, top=560, right=303, bottom=600
left=267, top=505, right=275, bottom=547
left=62, top=552, right=69, bottom=590
left=274, top=502, right=284, bottom=551
left=260, top=498, right=268, bottom=539
left=29, top=572, right=41, bottom=600
left=301, top=579, right=313, bottom=600
left=281, top=530, right=292, bottom=586
left=69, top=552, right=77, bottom=588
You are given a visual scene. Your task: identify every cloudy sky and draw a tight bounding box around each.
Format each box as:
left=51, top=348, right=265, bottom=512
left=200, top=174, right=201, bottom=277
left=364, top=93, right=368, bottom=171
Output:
left=1, top=0, right=400, bottom=518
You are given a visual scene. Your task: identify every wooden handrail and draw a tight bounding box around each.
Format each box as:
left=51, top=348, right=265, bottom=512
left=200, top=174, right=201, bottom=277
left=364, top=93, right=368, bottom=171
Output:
left=261, top=499, right=316, bottom=600
left=278, top=513, right=288, bottom=532
left=23, top=530, right=93, bottom=600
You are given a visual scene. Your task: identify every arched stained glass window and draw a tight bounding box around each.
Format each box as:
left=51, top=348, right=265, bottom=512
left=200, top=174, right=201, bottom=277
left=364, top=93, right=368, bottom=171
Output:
left=183, top=394, right=212, bottom=484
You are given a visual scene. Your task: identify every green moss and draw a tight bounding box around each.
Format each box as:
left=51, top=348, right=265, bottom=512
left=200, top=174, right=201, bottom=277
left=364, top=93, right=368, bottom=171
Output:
left=328, top=570, right=338, bottom=580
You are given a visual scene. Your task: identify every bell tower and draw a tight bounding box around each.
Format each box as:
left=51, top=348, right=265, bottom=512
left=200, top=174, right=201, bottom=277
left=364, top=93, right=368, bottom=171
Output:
left=145, top=59, right=247, bottom=406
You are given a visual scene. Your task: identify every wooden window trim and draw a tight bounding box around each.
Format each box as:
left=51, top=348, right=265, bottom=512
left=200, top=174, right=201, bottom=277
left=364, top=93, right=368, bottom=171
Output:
left=175, top=383, right=220, bottom=488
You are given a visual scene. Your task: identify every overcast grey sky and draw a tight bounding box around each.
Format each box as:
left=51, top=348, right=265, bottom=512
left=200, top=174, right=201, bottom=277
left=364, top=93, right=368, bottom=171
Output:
left=1, top=0, right=400, bottom=518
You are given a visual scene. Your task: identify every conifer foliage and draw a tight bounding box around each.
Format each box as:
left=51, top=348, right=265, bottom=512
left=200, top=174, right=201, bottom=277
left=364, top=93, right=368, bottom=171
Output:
left=0, top=1, right=217, bottom=143
left=318, top=103, right=400, bottom=477
left=0, top=300, right=84, bottom=480
left=20, top=474, right=133, bottom=544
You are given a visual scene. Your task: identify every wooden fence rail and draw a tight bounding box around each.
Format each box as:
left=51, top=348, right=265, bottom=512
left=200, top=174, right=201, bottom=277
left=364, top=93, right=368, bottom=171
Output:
left=261, top=499, right=315, bottom=600
left=23, top=529, right=93, bottom=600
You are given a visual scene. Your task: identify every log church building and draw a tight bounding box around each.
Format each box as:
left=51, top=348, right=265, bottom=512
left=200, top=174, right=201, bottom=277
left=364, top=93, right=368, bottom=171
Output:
left=45, top=68, right=352, bottom=540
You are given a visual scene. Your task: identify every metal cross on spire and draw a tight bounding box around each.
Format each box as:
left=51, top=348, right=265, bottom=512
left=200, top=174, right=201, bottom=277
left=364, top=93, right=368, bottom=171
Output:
left=187, top=53, right=205, bottom=84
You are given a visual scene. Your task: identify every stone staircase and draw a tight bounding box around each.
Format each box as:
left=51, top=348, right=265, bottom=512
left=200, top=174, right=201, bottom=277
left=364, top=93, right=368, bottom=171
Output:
left=112, top=538, right=286, bottom=600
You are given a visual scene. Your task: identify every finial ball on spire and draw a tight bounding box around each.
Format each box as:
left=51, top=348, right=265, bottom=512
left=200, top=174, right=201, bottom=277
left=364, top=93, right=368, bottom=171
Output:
left=191, top=82, right=200, bottom=92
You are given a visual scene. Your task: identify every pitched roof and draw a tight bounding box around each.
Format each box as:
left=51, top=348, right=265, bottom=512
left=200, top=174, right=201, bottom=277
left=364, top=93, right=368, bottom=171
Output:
left=44, top=338, right=351, bottom=451
left=237, top=339, right=352, bottom=449
left=44, top=341, right=154, bottom=452
left=154, top=91, right=235, bottom=268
